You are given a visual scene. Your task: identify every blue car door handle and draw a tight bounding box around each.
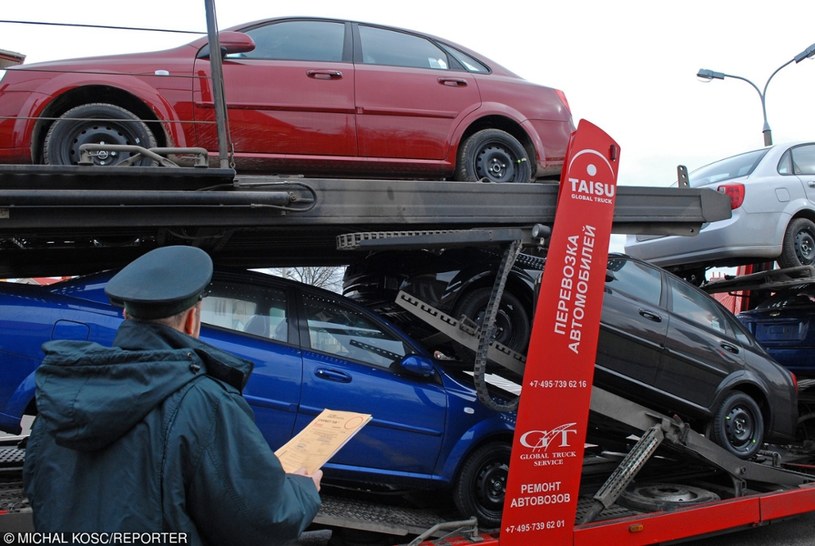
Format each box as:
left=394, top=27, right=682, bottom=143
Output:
left=315, top=368, right=352, bottom=383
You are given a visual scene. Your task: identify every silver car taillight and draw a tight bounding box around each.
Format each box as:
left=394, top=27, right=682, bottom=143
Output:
left=717, top=183, right=745, bottom=209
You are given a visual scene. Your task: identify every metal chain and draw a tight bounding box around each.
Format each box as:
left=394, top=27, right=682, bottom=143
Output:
left=473, top=239, right=523, bottom=412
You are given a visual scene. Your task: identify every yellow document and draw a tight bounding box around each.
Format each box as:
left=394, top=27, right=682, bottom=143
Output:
left=275, top=409, right=372, bottom=473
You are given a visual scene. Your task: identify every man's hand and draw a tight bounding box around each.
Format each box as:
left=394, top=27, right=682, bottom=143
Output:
left=292, top=467, right=323, bottom=492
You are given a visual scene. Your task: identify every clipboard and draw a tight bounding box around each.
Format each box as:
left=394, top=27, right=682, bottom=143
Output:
left=275, top=408, right=372, bottom=473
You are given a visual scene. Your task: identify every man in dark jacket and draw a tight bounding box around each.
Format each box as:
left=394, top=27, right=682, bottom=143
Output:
left=23, top=245, right=322, bottom=545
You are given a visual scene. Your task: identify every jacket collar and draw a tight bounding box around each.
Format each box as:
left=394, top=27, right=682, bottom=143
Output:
left=114, top=320, right=254, bottom=391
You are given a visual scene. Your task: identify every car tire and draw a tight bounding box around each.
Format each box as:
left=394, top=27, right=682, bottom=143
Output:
left=796, top=411, right=815, bottom=444
left=710, top=391, right=765, bottom=459
left=453, top=441, right=510, bottom=529
left=681, top=267, right=707, bottom=286
left=43, top=103, right=157, bottom=166
left=780, top=218, right=815, bottom=268
left=455, top=129, right=532, bottom=183
left=455, top=287, right=531, bottom=353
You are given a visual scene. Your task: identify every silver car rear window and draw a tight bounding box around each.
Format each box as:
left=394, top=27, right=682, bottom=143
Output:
left=690, top=149, right=769, bottom=188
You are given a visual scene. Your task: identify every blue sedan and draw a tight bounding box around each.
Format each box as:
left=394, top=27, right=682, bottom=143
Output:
left=0, top=269, right=515, bottom=527
left=738, top=285, right=815, bottom=377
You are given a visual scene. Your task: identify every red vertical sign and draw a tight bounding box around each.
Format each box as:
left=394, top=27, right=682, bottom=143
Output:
left=500, top=120, right=620, bottom=545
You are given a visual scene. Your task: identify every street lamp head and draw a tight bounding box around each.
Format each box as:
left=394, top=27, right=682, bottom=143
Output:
left=697, top=68, right=726, bottom=81
left=794, top=43, right=815, bottom=63
left=699, top=44, right=814, bottom=147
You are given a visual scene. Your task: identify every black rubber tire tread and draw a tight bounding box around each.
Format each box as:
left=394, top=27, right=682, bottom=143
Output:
left=454, top=128, right=532, bottom=183
left=710, top=391, right=765, bottom=459
left=455, top=287, right=531, bottom=352
left=452, top=441, right=510, bottom=529
left=43, top=102, right=157, bottom=166
left=780, top=217, right=815, bottom=268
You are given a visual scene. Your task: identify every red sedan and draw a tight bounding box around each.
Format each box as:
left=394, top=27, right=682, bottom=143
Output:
left=0, top=17, right=574, bottom=182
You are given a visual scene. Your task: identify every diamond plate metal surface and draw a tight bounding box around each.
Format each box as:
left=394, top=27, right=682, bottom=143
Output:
left=314, top=494, right=448, bottom=537
left=0, top=447, right=25, bottom=467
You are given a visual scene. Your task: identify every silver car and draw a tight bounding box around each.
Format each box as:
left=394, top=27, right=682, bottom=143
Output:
left=625, top=142, right=815, bottom=279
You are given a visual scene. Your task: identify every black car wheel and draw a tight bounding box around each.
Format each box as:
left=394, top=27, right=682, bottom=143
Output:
left=453, top=441, right=510, bottom=528
left=780, top=218, right=815, bottom=268
left=797, top=412, right=815, bottom=444
left=710, top=391, right=764, bottom=459
left=455, top=129, right=532, bottom=183
left=681, top=267, right=707, bottom=286
left=455, top=287, right=531, bottom=353
left=43, top=103, right=157, bottom=166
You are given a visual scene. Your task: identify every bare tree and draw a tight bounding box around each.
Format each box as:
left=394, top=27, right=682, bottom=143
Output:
left=268, top=266, right=345, bottom=293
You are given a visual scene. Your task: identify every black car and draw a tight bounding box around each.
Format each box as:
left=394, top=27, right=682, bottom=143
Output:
left=344, top=249, right=799, bottom=459
left=344, top=247, right=540, bottom=353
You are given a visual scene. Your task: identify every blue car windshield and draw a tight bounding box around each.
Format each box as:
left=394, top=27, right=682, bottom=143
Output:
left=690, top=148, right=769, bottom=188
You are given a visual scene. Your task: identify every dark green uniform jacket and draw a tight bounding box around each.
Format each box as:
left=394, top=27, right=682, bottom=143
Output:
left=23, top=320, right=321, bottom=545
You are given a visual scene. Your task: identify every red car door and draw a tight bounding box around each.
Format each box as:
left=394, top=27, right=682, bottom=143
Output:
left=354, top=24, right=481, bottom=162
left=192, top=20, right=356, bottom=162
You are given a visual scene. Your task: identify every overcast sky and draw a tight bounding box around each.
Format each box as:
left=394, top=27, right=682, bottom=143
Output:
left=2, top=0, right=814, bottom=193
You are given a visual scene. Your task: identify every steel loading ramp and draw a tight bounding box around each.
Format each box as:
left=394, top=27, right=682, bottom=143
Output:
left=0, top=165, right=731, bottom=277
left=393, top=290, right=814, bottom=502
left=702, top=265, right=815, bottom=295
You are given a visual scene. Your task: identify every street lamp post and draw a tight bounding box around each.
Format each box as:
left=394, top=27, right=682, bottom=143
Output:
left=697, top=42, right=815, bottom=146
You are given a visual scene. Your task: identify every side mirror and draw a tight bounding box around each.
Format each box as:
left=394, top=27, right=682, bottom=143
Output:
left=219, top=31, right=256, bottom=56
left=198, top=31, right=256, bottom=59
left=0, top=49, right=25, bottom=69
left=399, top=355, right=436, bottom=378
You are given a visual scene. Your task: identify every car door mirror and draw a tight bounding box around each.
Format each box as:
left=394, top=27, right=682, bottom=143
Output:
left=399, top=355, right=436, bottom=378
left=198, top=32, right=256, bottom=59
left=218, top=31, right=256, bottom=55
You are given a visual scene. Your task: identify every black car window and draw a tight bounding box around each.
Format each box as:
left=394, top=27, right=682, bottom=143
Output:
left=668, top=277, right=728, bottom=335
left=234, top=20, right=345, bottom=62
left=201, top=281, right=289, bottom=343
left=606, top=256, right=661, bottom=306
left=302, top=292, right=409, bottom=369
left=358, top=25, right=450, bottom=70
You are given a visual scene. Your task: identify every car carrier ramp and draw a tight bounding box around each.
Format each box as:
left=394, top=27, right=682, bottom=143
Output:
left=392, top=289, right=815, bottom=507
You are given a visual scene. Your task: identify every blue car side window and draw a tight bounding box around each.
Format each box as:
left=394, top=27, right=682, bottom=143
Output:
left=302, top=292, right=408, bottom=368
left=200, top=282, right=288, bottom=343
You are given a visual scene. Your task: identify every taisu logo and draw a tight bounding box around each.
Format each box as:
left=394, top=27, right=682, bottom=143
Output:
left=519, top=423, right=578, bottom=452
left=567, top=149, right=616, bottom=201
left=569, top=178, right=615, bottom=198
